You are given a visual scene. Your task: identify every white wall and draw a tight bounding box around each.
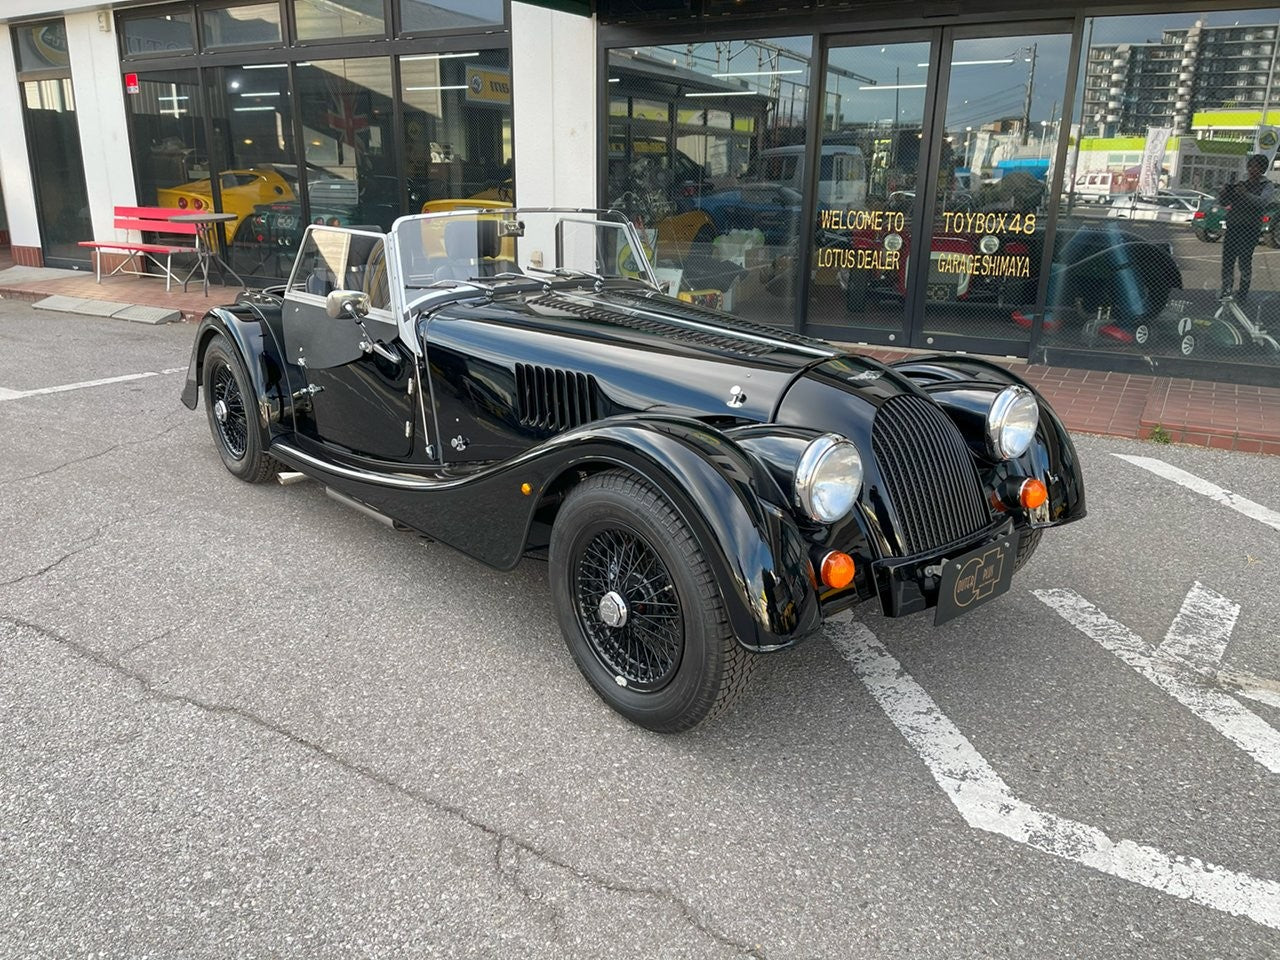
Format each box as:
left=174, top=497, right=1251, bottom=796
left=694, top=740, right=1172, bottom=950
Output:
left=511, top=2, right=597, bottom=210
left=0, top=23, right=41, bottom=248
left=66, top=9, right=136, bottom=240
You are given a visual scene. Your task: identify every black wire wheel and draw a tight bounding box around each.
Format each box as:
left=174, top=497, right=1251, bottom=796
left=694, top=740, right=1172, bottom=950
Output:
left=202, top=335, right=279, bottom=483
left=549, top=470, right=755, bottom=732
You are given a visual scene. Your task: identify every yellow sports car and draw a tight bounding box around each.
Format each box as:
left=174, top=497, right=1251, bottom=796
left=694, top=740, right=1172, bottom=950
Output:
left=157, top=168, right=294, bottom=238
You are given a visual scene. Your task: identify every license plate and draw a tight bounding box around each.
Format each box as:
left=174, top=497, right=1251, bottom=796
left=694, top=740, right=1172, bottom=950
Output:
left=934, top=536, right=1017, bottom=625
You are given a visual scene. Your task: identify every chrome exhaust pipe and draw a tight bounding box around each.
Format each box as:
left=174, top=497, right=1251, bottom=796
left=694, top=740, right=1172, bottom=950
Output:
left=324, top=487, right=396, bottom=528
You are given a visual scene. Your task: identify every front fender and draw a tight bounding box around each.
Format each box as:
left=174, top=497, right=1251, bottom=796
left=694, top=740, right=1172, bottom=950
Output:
left=277, top=414, right=822, bottom=653
left=891, top=355, right=1086, bottom=527
left=180, top=305, right=292, bottom=437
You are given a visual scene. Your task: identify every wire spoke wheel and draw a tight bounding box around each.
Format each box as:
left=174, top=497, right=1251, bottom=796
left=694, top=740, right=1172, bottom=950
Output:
left=210, top=361, right=249, bottom=459
left=572, top=526, right=684, bottom=692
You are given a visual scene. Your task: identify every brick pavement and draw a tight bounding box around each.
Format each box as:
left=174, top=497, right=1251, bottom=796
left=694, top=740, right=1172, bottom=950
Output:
left=2, top=246, right=1277, bottom=455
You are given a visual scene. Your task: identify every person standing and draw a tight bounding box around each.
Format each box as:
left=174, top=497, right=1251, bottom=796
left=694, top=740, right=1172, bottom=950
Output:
left=1219, top=153, right=1276, bottom=303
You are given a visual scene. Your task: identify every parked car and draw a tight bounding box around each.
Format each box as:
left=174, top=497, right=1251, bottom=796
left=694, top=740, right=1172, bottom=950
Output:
left=1106, top=191, right=1202, bottom=224
left=181, top=208, right=1086, bottom=732
left=157, top=168, right=295, bottom=239
left=1190, top=195, right=1280, bottom=246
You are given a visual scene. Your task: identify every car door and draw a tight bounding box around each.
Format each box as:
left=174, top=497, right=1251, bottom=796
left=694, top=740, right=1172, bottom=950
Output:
left=281, top=226, right=417, bottom=460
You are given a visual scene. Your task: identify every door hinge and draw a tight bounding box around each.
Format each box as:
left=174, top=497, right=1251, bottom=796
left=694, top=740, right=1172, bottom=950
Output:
left=404, top=420, right=413, bottom=439
left=407, top=378, right=415, bottom=396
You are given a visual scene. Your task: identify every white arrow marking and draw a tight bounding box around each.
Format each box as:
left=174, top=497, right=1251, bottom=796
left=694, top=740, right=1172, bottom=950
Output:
left=1157, top=581, right=1241, bottom=672
left=1035, top=587, right=1280, bottom=775
left=0, top=367, right=185, bottom=402
left=832, top=621, right=1280, bottom=930
left=1113, top=454, right=1280, bottom=534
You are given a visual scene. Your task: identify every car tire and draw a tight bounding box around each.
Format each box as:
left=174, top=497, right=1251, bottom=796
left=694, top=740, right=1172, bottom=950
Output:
left=203, top=336, right=279, bottom=483
left=1196, top=228, right=1221, bottom=243
left=549, top=470, right=754, bottom=733
left=1015, top=528, right=1041, bottom=572
left=1267, top=229, right=1280, bottom=250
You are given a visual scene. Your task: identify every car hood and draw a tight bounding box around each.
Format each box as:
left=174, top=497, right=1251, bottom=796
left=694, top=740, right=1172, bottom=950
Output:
left=420, top=285, right=910, bottom=426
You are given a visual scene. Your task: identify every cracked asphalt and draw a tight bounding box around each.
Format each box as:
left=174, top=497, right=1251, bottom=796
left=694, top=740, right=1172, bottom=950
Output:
left=1, top=299, right=1278, bottom=959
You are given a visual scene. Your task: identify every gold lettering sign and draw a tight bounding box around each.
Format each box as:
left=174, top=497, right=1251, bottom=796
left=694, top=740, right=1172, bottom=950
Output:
left=939, top=211, right=1037, bottom=235
left=935, top=253, right=1031, bottom=278
left=815, top=247, right=901, bottom=271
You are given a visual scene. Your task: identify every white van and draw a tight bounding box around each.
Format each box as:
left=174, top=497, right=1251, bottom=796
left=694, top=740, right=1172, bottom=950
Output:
left=1073, top=170, right=1121, bottom=204
left=748, top=144, right=868, bottom=208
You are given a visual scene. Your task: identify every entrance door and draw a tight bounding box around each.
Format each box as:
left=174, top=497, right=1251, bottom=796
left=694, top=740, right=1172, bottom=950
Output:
left=805, top=25, right=1073, bottom=355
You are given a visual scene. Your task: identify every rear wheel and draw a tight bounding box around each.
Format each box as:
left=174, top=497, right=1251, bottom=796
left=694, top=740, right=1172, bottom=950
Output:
left=549, top=471, right=754, bottom=732
left=202, top=336, right=278, bottom=483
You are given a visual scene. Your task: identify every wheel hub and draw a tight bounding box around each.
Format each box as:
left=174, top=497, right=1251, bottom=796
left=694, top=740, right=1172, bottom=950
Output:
left=213, top=399, right=229, bottom=423
left=598, top=590, right=628, bottom=628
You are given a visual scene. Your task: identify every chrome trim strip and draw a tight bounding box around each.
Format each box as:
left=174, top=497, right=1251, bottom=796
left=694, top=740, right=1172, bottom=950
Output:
left=273, top=443, right=441, bottom=490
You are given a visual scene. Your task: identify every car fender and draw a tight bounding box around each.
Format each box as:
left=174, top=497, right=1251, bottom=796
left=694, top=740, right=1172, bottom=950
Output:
left=179, top=304, right=294, bottom=439
left=890, top=355, right=1086, bottom=527
left=274, top=415, right=823, bottom=653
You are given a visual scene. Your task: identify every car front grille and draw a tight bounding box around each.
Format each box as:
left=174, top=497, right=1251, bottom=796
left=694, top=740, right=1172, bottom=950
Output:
left=870, top=394, right=990, bottom=555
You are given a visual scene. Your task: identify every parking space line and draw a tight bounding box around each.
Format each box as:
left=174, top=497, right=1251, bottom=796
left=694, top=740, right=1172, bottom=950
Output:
left=1113, top=454, right=1280, bottom=533
left=1157, top=581, right=1241, bottom=672
left=832, top=621, right=1280, bottom=931
left=0, top=367, right=186, bottom=402
left=1035, top=588, right=1280, bottom=775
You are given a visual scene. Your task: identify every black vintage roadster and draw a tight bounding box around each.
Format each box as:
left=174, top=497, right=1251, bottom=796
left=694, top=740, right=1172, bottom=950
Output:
left=182, top=208, right=1085, bottom=732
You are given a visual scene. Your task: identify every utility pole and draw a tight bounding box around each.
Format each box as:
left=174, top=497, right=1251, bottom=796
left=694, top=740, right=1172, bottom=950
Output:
left=1021, top=42, right=1038, bottom=146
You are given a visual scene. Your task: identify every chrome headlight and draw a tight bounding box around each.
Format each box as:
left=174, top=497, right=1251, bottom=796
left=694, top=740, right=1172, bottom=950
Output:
left=795, top=434, right=863, bottom=523
left=986, top=385, right=1040, bottom=460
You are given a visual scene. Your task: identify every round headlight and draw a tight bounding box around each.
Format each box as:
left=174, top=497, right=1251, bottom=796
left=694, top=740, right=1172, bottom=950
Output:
left=795, top=434, right=863, bottom=523
left=986, top=385, right=1040, bottom=460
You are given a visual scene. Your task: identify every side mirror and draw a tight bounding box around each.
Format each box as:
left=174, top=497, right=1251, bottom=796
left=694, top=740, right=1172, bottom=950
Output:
left=325, top=289, right=371, bottom=321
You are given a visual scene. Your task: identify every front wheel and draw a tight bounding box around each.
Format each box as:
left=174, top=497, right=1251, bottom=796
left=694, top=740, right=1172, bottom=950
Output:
left=549, top=471, right=755, bottom=732
left=202, top=335, right=278, bottom=483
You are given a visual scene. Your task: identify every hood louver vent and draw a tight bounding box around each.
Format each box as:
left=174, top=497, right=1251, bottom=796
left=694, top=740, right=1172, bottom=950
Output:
left=516, top=364, right=600, bottom=433
left=529, top=293, right=775, bottom=358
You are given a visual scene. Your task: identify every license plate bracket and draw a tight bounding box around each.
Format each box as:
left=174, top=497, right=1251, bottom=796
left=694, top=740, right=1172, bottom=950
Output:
left=934, top=535, right=1017, bottom=625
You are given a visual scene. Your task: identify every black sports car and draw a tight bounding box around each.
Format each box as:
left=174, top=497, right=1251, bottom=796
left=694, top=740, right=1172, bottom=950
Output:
left=182, top=208, right=1086, bottom=732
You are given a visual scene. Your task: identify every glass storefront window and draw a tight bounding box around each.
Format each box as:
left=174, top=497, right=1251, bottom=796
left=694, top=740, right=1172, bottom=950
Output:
left=125, top=69, right=207, bottom=206
left=607, top=38, right=813, bottom=327
left=120, top=12, right=195, bottom=56
left=400, top=49, right=513, bottom=207
left=199, top=64, right=297, bottom=276
left=294, top=0, right=385, bottom=41
left=399, top=1, right=505, bottom=35
left=1046, top=8, right=1280, bottom=373
left=13, top=21, right=70, bottom=72
left=201, top=3, right=283, bottom=50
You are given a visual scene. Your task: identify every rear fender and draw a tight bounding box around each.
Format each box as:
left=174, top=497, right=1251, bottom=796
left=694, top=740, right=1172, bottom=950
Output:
left=891, top=355, right=1086, bottom=527
left=180, top=306, right=293, bottom=437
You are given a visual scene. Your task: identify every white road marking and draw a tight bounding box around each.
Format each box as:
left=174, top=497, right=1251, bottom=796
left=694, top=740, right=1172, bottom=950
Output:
left=1157, top=581, right=1241, bottom=672
left=832, top=621, right=1280, bottom=931
left=1113, top=454, right=1280, bottom=534
left=1035, top=587, right=1280, bottom=775
left=0, top=367, right=186, bottom=402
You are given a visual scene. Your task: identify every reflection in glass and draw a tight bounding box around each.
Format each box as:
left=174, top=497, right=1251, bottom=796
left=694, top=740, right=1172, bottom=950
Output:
left=200, top=4, right=282, bottom=50
left=607, top=38, right=812, bottom=327
left=294, top=0, right=384, bottom=41
left=400, top=49, right=513, bottom=207
left=920, top=32, right=1070, bottom=346
left=399, top=0, right=504, bottom=34
left=806, top=40, right=930, bottom=338
left=14, top=21, right=70, bottom=72
left=1047, top=8, right=1280, bottom=371
left=120, top=13, right=195, bottom=56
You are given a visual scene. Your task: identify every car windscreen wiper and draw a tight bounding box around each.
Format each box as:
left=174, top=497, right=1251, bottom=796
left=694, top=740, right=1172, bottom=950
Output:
left=525, top=265, right=607, bottom=284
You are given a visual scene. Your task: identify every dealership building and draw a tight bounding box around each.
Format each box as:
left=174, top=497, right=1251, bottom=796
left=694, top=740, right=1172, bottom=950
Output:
left=2, top=0, right=1280, bottom=386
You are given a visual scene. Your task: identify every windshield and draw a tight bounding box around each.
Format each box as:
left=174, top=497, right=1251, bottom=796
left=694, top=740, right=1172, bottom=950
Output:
left=392, top=208, right=657, bottom=288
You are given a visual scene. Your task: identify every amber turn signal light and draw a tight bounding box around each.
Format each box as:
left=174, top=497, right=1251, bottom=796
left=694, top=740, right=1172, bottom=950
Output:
left=820, top=551, right=856, bottom=590
left=1019, top=478, right=1048, bottom=510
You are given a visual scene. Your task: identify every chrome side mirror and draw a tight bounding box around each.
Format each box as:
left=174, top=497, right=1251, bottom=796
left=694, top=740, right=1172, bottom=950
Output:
left=325, top=289, right=371, bottom=321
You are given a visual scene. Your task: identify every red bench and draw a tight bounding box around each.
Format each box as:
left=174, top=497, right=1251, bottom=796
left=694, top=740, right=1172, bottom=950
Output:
left=78, top=206, right=200, bottom=292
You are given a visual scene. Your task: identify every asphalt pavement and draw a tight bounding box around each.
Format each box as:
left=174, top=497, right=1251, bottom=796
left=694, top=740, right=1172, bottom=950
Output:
left=1, top=300, right=1277, bottom=959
